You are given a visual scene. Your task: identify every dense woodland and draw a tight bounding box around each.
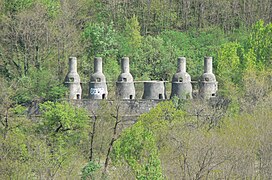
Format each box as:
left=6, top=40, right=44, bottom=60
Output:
left=1, top=0, right=272, bottom=179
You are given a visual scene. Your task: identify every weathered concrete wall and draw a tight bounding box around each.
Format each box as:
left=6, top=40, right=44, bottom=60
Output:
left=69, top=99, right=163, bottom=124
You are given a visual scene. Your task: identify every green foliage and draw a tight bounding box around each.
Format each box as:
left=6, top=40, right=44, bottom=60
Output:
left=82, top=22, right=118, bottom=58
left=47, top=85, right=67, bottom=101
left=2, top=0, right=272, bottom=178
left=86, top=0, right=110, bottom=23
left=216, top=42, right=242, bottom=95
left=119, top=15, right=142, bottom=56
left=11, top=104, right=27, bottom=115
left=81, top=161, right=101, bottom=180
left=0, top=101, right=88, bottom=179
left=0, top=109, right=38, bottom=179
left=112, top=101, right=186, bottom=179
left=39, top=101, right=88, bottom=138
left=81, top=21, right=119, bottom=80
left=112, top=121, right=163, bottom=180
left=38, top=100, right=89, bottom=165
left=160, top=27, right=228, bottom=79
left=128, top=35, right=180, bottom=80
left=242, top=48, right=257, bottom=71
left=13, top=69, right=67, bottom=103
left=40, top=0, right=60, bottom=18
left=38, top=101, right=90, bottom=177
left=215, top=20, right=272, bottom=97
left=139, top=101, right=185, bottom=127
left=245, top=20, right=272, bottom=68
left=3, top=0, right=34, bottom=13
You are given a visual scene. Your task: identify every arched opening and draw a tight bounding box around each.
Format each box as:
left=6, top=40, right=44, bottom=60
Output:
left=178, top=77, right=183, bottom=82
left=69, top=77, right=74, bottom=82
left=159, top=94, right=163, bottom=99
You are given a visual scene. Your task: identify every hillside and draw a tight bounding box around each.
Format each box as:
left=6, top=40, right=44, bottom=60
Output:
left=1, top=0, right=272, bottom=179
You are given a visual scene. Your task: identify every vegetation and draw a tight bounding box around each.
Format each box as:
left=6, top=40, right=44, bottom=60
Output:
left=1, top=0, right=272, bottom=179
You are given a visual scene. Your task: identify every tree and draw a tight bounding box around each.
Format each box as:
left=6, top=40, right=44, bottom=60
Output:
left=119, top=15, right=142, bottom=57
left=38, top=101, right=89, bottom=178
left=216, top=42, right=242, bottom=95
left=111, top=118, right=164, bottom=179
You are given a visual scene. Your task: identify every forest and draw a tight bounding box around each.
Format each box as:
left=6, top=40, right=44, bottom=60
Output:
left=0, top=0, right=272, bottom=179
